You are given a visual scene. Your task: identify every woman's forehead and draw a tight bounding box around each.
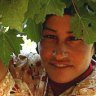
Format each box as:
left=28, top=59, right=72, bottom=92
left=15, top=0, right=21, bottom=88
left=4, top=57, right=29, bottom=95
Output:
left=43, top=24, right=72, bottom=35
left=42, top=15, right=72, bottom=35
left=46, top=15, right=71, bottom=23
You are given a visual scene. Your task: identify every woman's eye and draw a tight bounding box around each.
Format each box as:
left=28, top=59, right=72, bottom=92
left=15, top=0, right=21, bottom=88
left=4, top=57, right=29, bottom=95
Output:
left=68, top=36, right=81, bottom=41
left=42, top=35, right=57, bottom=39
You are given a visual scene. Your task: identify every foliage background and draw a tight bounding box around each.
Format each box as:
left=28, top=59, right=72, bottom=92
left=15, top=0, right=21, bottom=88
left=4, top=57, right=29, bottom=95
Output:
left=0, top=0, right=96, bottom=65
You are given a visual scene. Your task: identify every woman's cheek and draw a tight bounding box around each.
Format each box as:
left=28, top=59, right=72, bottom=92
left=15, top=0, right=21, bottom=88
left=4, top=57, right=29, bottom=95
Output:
left=40, top=47, right=52, bottom=61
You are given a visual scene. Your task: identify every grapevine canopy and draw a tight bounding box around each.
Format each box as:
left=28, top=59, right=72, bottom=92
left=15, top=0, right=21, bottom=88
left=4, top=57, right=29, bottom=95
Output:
left=0, top=0, right=96, bottom=65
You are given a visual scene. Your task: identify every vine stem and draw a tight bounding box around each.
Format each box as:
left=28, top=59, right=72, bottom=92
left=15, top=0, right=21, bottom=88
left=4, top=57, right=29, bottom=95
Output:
left=72, top=0, right=90, bottom=43
left=72, top=0, right=81, bottom=19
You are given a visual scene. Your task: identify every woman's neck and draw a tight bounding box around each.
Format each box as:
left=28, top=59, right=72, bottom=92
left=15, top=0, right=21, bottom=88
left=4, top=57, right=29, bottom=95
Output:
left=48, top=64, right=93, bottom=96
left=0, top=60, right=8, bottom=82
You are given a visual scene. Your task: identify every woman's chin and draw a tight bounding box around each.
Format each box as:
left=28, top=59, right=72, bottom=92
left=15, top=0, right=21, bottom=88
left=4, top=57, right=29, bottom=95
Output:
left=48, top=75, right=74, bottom=83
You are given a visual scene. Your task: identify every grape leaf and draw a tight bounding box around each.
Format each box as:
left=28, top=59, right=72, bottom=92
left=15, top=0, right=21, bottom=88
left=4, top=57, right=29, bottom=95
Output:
left=61, top=0, right=72, bottom=7
left=0, top=29, right=23, bottom=65
left=23, top=18, right=42, bottom=43
left=91, top=0, right=96, bottom=2
left=36, top=0, right=66, bottom=23
left=87, top=1, right=96, bottom=15
left=25, top=0, right=41, bottom=20
left=74, top=0, right=96, bottom=16
left=71, top=15, right=96, bottom=44
left=0, top=0, right=29, bottom=32
left=25, top=0, right=66, bottom=23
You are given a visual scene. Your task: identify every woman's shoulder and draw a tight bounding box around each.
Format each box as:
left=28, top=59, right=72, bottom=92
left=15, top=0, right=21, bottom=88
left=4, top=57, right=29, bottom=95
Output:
left=72, top=63, right=96, bottom=95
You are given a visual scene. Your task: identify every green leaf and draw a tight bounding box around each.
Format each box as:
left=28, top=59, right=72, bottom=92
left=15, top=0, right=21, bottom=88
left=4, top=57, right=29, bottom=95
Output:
left=0, top=29, right=23, bottom=65
left=71, top=0, right=96, bottom=43
left=25, top=0, right=66, bottom=23
left=23, top=18, right=42, bottom=43
left=0, top=0, right=29, bottom=32
left=25, top=0, right=41, bottom=20
left=74, top=0, right=96, bottom=16
left=61, top=0, right=72, bottom=7
left=88, top=1, right=96, bottom=14
left=71, top=15, right=96, bottom=44
left=91, top=0, right=96, bottom=2
left=36, top=0, right=66, bottom=23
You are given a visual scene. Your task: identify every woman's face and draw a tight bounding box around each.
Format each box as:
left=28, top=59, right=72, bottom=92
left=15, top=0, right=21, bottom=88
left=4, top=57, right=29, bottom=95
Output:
left=39, top=15, right=94, bottom=83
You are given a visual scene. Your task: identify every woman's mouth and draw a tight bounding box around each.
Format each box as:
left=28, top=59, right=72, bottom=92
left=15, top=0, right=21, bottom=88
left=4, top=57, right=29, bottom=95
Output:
left=50, top=61, right=72, bottom=68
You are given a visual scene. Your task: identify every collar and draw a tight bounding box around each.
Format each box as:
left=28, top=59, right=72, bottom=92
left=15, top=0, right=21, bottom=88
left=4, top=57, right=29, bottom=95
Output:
left=48, top=64, right=93, bottom=96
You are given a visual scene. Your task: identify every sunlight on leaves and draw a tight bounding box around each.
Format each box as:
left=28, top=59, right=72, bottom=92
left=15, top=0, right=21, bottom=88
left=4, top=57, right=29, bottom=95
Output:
left=0, top=29, right=23, bottom=65
left=0, top=0, right=29, bottom=32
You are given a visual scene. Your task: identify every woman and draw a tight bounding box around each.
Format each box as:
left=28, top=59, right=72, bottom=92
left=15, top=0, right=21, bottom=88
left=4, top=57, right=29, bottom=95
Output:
left=0, top=59, right=32, bottom=96
left=9, top=9, right=96, bottom=96
left=39, top=14, right=96, bottom=96
left=37, top=10, right=96, bottom=95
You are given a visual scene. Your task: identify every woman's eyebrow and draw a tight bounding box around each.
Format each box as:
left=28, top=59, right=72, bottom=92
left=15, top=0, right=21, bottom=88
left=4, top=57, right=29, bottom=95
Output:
left=43, top=25, right=56, bottom=32
left=43, top=25, right=73, bottom=34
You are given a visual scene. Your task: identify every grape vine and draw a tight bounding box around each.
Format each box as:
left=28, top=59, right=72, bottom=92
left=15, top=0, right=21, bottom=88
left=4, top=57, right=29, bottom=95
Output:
left=0, top=0, right=96, bottom=65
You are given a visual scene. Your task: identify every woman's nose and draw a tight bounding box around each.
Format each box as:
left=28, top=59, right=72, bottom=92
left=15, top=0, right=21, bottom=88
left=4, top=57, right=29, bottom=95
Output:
left=52, top=43, right=68, bottom=60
